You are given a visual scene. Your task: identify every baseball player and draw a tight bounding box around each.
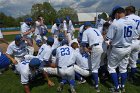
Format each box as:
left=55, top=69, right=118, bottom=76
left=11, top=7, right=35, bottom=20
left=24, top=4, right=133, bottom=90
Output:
left=63, top=16, right=75, bottom=42
left=70, top=42, right=90, bottom=84
left=6, top=35, right=29, bottom=63
left=51, top=18, right=63, bottom=39
left=96, top=14, right=106, bottom=33
left=56, top=40, right=77, bottom=93
left=82, top=21, right=103, bottom=92
left=106, top=7, right=138, bottom=92
left=34, top=16, right=48, bottom=46
left=17, top=58, right=54, bottom=93
left=125, top=6, right=140, bottom=81
left=37, top=36, right=54, bottom=67
left=20, top=18, right=35, bottom=55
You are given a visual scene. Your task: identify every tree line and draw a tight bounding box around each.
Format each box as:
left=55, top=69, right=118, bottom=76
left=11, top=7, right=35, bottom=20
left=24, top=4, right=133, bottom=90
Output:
left=0, top=2, right=78, bottom=27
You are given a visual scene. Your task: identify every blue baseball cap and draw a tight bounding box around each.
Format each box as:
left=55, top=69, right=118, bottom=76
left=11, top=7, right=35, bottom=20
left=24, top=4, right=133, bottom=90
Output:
left=15, top=35, right=22, bottom=41
left=25, top=18, right=33, bottom=22
left=83, top=21, right=92, bottom=27
left=55, top=18, right=61, bottom=24
left=66, top=16, right=70, bottom=21
left=47, top=36, right=54, bottom=46
left=61, top=39, right=68, bottom=46
left=111, top=6, right=122, bottom=19
left=58, top=33, right=65, bottom=39
left=29, top=58, right=41, bottom=68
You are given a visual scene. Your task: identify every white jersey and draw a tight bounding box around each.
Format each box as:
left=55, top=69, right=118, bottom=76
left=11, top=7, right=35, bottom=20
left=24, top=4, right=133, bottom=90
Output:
left=126, top=14, right=140, bottom=37
left=0, top=29, right=3, bottom=38
left=37, top=44, right=52, bottom=61
left=74, top=48, right=90, bottom=70
left=35, top=21, right=48, bottom=36
left=63, top=20, right=75, bottom=33
left=52, top=38, right=61, bottom=50
left=82, top=27, right=103, bottom=47
left=96, top=19, right=106, bottom=33
left=106, top=17, right=137, bottom=47
left=51, top=24, right=63, bottom=37
left=20, top=22, right=32, bottom=38
left=17, top=60, right=31, bottom=84
left=6, top=41, right=28, bottom=57
left=56, top=45, right=76, bottom=67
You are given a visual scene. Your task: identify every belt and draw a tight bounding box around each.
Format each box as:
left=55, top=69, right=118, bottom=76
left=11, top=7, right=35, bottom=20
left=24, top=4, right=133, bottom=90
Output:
left=58, top=64, right=73, bottom=68
left=114, top=45, right=130, bottom=48
left=93, top=43, right=99, bottom=46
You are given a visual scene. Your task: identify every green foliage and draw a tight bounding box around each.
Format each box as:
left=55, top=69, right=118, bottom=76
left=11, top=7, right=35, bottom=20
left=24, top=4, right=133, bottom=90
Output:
left=31, top=2, right=57, bottom=25
left=57, top=7, right=78, bottom=22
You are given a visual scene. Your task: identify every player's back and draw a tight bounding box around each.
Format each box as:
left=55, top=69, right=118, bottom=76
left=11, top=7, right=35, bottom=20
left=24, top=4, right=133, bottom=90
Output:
left=108, top=17, right=137, bottom=47
left=83, top=27, right=103, bottom=47
left=37, top=44, right=52, bottom=61
left=56, top=45, right=75, bottom=67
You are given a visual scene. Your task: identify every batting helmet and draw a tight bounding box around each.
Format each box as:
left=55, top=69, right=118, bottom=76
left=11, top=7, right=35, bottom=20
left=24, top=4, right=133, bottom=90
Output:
left=0, top=54, right=10, bottom=69
left=47, top=36, right=54, bottom=46
left=29, top=58, right=41, bottom=69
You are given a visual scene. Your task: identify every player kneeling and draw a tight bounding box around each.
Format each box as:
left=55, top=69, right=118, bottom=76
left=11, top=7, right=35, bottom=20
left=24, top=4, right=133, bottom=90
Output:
left=17, top=58, right=54, bottom=93
left=56, top=40, right=77, bottom=93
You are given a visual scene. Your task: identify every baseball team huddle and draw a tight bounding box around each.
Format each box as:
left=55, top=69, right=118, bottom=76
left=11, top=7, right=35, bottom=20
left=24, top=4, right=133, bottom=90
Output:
left=0, top=5, right=140, bottom=93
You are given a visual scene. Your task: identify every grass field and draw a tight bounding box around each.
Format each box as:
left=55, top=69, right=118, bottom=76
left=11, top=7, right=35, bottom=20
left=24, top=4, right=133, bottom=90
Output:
left=0, top=31, right=140, bottom=93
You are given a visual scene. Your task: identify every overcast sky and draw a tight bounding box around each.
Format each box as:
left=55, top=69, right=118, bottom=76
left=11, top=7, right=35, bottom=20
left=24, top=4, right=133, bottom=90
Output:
left=0, top=0, right=140, bottom=18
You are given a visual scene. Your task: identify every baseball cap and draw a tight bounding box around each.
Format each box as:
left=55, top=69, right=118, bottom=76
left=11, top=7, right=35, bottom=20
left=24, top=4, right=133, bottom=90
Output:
left=47, top=36, right=54, bottom=46
left=83, top=21, right=92, bottom=27
left=61, top=39, right=68, bottom=46
left=25, top=18, right=33, bottom=22
left=111, top=6, right=122, bottom=19
left=66, top=16, right=70, bottom=21
left=15, top=35, right=22, bottom=41
left=55, top=18, right=61, bottom=24
left=29, top=58, right=41, bottom=68
left=58, top=33, right=65, bottom=39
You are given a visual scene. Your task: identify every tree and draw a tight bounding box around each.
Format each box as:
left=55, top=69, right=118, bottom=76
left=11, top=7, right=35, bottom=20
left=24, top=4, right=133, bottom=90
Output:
left=31, top=2, right=57, bottom=25
left=57, top=7, right=78, bottom=22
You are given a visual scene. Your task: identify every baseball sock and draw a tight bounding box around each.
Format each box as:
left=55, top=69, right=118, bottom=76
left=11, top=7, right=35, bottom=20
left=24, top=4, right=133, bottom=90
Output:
left=131, top=68, right=137, bottom=77
left=92, top=73, right=98, bottom=87
left=121, top=73, right=127, bottom=88
left=110, top=73, right=119, bottom=89
left=69, top=79, right=75, bottom=86
left=61, top=79, right=67, bottom=84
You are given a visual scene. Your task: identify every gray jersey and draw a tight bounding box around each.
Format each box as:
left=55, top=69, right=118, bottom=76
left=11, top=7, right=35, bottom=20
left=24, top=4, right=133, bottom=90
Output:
left=106, top=17, right=137, bottom=47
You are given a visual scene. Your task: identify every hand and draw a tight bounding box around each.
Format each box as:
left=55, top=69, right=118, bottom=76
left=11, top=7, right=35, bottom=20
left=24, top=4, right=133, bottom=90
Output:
left=48, top=80, right=55, bottom=87
left=12, top=59, right=18, bottom=65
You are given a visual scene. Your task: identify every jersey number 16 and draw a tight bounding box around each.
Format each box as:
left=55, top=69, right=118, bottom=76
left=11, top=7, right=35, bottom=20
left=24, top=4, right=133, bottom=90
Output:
left=124, top=26, right=132, bottom=38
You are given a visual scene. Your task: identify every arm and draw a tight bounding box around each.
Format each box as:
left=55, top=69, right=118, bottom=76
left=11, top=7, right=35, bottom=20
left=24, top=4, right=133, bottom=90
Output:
left=22, top=28, right=35, bottom=36
left=5, top=53, right=18, bottom=65
left=0, top=38, right=9, bottom=45
left=23, top=84, right=30, bottom=93
left=43, top=71, right=55, bottom=86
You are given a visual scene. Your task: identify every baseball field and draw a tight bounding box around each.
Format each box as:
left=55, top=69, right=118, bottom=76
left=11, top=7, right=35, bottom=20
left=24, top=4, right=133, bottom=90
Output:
left=0, top=31, right=140, bottom=93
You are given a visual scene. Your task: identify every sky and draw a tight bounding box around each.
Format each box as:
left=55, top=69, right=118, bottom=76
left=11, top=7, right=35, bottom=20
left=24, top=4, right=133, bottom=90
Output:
left=0, top=0, right=140, bottom=18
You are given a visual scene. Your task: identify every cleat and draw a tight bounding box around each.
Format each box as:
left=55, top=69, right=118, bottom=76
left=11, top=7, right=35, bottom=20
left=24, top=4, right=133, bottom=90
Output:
left=57, top=83, right=63, bottom=92
left=78, top=79, right=86, bottom=84
left=95, top=87, right=100, bottom=93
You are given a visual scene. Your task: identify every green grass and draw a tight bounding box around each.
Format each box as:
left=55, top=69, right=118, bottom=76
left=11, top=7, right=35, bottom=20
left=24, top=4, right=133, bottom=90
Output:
left=1, top=31, right=140, bottom=93
left=0, top=69, right=140, bottom=93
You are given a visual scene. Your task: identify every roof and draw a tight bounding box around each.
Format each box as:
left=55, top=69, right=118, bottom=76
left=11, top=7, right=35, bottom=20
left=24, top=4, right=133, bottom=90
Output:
left=77, top=12, right=102, bottom=22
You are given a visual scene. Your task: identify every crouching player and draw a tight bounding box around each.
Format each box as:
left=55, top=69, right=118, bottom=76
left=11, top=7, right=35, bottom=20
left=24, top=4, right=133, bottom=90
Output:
left=17, top=58, right=54, bottom=93
left=56, top=40, right=77, bottom=93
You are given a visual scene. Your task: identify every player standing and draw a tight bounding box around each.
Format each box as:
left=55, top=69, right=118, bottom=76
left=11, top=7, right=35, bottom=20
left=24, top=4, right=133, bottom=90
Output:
left=106, top=7, right=138, bottom=92
left=82, top=21, right=103, bottom=92
left=125, top=6, right=140, bottom=81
